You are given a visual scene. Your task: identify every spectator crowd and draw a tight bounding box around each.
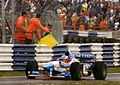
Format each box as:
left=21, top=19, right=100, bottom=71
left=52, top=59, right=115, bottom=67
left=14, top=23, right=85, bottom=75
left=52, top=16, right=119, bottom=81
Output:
left=51, top=0, right=120, bottom=31
left=15, top=0, right=120, bottom=31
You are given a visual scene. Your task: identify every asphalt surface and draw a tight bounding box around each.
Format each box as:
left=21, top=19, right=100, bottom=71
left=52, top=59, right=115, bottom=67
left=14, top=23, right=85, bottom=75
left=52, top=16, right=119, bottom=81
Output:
left=0, top=73, right=120, bottom=85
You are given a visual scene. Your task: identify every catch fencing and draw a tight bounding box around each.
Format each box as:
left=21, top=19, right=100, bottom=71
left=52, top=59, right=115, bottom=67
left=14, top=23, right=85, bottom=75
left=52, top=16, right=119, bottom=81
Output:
left=0, top=43, right=120, bottom=71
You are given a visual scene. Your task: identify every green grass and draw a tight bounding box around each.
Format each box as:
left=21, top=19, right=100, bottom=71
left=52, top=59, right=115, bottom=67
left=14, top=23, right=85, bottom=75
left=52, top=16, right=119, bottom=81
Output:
left=107, top=67, right=120, bottom=73
left=0, top=71, right=25, bottom=77
left=59, top=82, right=120, bottom=85
left=7, top=82, right=120, bottom=85
left=13, top=82, right=120, bottom=85
left=0, top=67, right=120, bottom=77
left=57, top=82, right=120, bottom=85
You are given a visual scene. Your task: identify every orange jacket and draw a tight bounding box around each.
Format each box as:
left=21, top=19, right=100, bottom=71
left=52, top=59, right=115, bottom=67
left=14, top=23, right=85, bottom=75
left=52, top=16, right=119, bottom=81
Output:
left=99, top=20, right=107, bottom=30
left=72, top=12, right=77, bottom=24
left=59, top=13, right=66, bottom=26
left=14, top=16, right=27, bottom=41
left=72, top=12, right=77, bottom=30
left=25, top=18, right=49, bottom=40
left=79, top=24, right=85, bottom=31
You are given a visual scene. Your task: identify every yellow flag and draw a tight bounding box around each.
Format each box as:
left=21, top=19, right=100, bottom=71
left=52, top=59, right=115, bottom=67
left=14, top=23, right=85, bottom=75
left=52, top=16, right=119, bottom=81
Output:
left=38, top=34, right=59, bottom=48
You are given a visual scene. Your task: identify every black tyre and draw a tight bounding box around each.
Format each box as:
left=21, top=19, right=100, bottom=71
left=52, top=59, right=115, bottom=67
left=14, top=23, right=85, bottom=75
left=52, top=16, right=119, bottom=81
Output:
left=70, top=62, right=81, bottom=80
left=25, top=60, right=38, bottom=79
left=93, top=61, right=107, bottom=80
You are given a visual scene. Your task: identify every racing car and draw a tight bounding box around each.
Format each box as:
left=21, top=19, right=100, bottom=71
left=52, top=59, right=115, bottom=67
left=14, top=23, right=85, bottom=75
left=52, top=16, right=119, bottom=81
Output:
left=25, top=50, right=107, bottom=80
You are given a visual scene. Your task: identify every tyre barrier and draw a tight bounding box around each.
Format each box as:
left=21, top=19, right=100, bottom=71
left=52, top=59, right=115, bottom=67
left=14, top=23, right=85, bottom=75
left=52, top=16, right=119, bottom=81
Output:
left=0, top=44, right=67, bottom=71
left=0, top=43, right=120, bottom=71
left=63, top=30, right=120, bottom=43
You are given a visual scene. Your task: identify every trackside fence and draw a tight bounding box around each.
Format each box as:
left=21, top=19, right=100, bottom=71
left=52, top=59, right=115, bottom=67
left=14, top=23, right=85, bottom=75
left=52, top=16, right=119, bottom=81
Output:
left=0, top=43, right=120, bottom=71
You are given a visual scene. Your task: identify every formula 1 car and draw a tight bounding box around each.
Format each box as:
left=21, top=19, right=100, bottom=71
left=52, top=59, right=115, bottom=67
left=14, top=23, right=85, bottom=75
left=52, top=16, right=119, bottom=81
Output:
left=25, top=51, right=107, bottom=80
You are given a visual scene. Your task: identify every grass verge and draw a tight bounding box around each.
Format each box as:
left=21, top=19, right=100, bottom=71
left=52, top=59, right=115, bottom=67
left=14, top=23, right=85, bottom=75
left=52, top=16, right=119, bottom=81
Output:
left=53, top=82, right=120, bottom=85
left=107, top=67, right=120, bottom=73
left=0, top=71, right=25, bottom=77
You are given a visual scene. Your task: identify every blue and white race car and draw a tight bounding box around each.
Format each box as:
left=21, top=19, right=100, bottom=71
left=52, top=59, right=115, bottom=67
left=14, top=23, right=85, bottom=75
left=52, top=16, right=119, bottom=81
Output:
left=25, top=50, right=107, bottom=80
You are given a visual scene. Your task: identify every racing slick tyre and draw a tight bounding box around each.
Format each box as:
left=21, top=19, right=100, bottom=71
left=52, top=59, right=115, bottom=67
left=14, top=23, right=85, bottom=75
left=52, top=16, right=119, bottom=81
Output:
left=70, top=62, right=81, bottom=80
left=93, top=61, right=107, bottom=80
left=25, top=60, right=38, bottom=79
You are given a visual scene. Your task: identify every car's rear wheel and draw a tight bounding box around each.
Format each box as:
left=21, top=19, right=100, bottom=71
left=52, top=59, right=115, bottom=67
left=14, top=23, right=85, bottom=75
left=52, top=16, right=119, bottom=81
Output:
left=25, top=60, right=38, bottom=79
left=70, top=62, right=81, bottom=80
left=93, top=61, right=107, bottom=80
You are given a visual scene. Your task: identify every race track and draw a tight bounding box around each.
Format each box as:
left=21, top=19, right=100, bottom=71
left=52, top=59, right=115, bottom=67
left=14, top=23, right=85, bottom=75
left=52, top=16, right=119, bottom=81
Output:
left=0, top=73, right=120, bottom=85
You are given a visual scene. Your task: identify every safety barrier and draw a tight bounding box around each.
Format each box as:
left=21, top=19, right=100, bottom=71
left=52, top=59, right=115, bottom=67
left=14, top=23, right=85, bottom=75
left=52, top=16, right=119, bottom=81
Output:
left=0, top=44, right=67, bottom=71
left=63, top=30, right=120, bottom=43
left=0, top=43, right=120, bottom=71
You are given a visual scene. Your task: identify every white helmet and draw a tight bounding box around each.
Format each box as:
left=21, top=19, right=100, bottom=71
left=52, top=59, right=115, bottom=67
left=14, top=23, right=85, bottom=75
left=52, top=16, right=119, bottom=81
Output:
left=60, top=55, right=69, bottom=60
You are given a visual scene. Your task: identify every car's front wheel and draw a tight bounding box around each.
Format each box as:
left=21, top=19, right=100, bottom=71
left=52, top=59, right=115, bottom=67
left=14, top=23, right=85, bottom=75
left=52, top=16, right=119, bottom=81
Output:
left=70, top=62, right=81, bottom=80
left=25, top=60, right=38, bottom=79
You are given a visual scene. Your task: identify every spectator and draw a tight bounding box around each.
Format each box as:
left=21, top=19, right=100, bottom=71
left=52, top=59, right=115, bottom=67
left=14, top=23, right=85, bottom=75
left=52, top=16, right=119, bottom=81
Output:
left=82, top=1, right=88, bottom=12
left=42, top=23, right=53, bottom=37
left=14, top=11, right=28, bottom=44
left=114, top=19, right=119, bottom=30
left=25, top=13, right=50, bottom=44
left=71, top=10, right=77, bottom=30
left=66, top=12, right=72, bottom=26
left=95, top=3, right=102, bottom=14
left=58, top=9, right=67, bottom=27
left=99, top=18, right=108, bottom=31
left=79, top=22, right=85, bottom=31
left=70, top=2, right=76, bottom=12
left=87, top=19, right=95, bottom=31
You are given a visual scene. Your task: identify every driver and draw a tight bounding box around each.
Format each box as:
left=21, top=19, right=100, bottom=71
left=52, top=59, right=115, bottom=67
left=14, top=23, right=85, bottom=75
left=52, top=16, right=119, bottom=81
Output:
left=59, top=55, right=69, bottom=63
left=57, top=50, right=73, bottom=68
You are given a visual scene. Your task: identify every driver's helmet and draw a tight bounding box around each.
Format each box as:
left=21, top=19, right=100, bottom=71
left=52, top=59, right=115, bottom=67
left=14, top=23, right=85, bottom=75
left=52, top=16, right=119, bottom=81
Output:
left=57, top=50, right=70, bottom=61
left=60, top=55, right=69, bottom=60
left=65, top=50, right=69, bottom=56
